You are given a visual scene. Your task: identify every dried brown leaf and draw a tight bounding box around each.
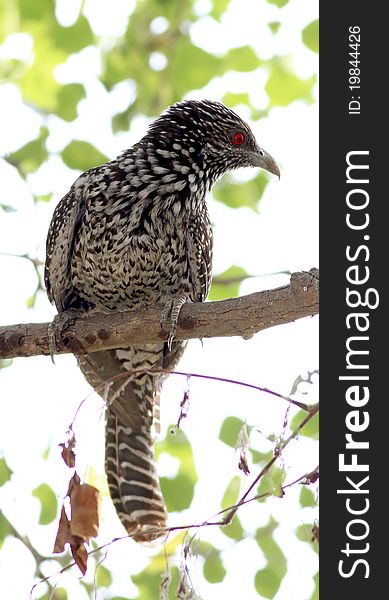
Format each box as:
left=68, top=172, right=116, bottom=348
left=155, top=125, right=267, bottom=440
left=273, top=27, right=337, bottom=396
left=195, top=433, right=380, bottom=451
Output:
left=53, top=470, right=98, bottom=577
left=312, top=521, right=319, bottom=544
left=177, top=377, right=191, bottom=429
left=66, top=471, right=81, bottom=497
left=53, top=505, right=72, bottom=554
left=237, top=421, right=250, bottom=475
left=60, top=434, right=76, bottom=467
left=302, top=466, right=319, bottom=485
left=53, top=504, right=89, bottom=575
left=238, top=452, right=250, bottom=475
left=70, top=483, right=101, bottom=539
left=160, top=569, right=172, bottom=600
left=71, top=539, right=88, bottom=575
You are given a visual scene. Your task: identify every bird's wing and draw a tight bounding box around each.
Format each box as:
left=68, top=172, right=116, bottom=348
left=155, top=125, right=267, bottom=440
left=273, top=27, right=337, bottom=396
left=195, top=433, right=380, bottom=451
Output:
left=44, top=182, right=86, bottom=312
left=186, top=210, right=213, bottom=302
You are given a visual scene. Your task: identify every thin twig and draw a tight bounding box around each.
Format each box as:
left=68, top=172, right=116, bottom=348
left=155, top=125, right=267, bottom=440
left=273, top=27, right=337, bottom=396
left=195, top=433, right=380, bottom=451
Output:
left=89, top=367, right=311, bottom=412
left=219, top=403, right=319, bottom=525
left=28, top=375, right=318, bottom=593
left=29, top=457, right=319, bottom=593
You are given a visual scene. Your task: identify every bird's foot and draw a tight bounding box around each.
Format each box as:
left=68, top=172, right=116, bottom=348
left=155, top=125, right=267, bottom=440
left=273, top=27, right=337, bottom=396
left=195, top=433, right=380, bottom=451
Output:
left=48, top=308, right=79, bottom=363
left=161, top=296, right=187, bottom=350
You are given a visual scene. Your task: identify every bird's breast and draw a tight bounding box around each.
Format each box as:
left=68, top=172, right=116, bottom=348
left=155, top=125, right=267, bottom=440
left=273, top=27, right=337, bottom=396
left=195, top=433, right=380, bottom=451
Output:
left=70, top=211, right=191, bottom=311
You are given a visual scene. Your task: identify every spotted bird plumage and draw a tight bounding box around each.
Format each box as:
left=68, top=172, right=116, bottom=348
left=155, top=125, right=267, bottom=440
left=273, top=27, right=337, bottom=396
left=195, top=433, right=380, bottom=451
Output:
left=45, top=100, right=280, bottom=542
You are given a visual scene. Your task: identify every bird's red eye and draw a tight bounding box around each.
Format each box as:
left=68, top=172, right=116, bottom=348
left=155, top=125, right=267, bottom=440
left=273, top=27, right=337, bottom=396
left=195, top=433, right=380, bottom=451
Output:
left=232, top=132, right=245, bottom=146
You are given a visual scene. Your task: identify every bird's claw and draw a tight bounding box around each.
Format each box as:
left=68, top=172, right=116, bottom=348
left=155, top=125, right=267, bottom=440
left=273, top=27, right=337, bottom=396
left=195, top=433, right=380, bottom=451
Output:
left=48, top=309, right=79, bottom=363
left=161, top=296, right=187, bottom=350
left=166, top=332, right=175, bottom=352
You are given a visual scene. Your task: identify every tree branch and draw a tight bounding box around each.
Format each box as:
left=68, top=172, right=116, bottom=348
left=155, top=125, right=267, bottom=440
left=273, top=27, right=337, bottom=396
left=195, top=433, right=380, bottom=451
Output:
left=0, top=269, right=318, bottom=360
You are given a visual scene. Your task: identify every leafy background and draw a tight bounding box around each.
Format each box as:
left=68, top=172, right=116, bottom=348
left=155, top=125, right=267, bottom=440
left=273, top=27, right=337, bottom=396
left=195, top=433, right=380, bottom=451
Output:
left=0, top=0, right=318, bottom=598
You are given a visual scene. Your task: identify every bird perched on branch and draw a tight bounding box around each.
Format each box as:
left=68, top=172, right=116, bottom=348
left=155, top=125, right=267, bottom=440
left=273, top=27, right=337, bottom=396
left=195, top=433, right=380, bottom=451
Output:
left=44, top=99, right=279, bottom=543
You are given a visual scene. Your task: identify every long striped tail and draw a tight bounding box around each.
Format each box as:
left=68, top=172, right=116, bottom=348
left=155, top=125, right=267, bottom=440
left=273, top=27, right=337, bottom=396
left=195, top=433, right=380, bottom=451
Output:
left=77, top=340, right=185, bottom=543
left=105, top=405, right=167, bottom=542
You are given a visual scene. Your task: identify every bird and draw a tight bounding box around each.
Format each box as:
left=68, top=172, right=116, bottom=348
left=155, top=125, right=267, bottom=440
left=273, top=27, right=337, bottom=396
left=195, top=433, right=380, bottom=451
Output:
left=44, top=99, right=280, bottom=543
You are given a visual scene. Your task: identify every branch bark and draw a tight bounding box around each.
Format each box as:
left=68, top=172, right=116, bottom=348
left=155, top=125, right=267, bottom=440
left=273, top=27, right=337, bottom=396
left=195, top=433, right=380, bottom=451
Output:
left=0, top=269, right=318, bottom=360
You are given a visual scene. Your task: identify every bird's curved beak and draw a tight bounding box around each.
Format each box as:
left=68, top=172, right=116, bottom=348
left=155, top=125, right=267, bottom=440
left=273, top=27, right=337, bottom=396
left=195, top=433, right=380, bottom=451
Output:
left=250, top=148, right=280, bottom=179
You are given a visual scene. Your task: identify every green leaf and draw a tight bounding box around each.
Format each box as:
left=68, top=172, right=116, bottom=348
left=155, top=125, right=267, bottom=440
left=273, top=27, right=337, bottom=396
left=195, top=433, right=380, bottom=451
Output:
left=80, top=581, right=94, bottom=595
left=112, top=104, right=135, bottom=133
left=42, top=445, right=50, bottom=461
left=296, top=523, right=318, bottom=552
left=37, top=589, right=67, bottom=600
left=209, top=0, right=230, bottom=20
left=52, top=16, right=94, bottom=53
left=101, top=47, right=131, bottom=90
left=221, top=475, right=241, bottom=510
left=0, top=458, right=13, bottom=487
left=311, top=571, right=319, bottom=600
left=219, top=416, right=244, bottom=448
left=101, top=1, right=175, bottom=93
left=266, top=0, right=289, bottom=7
left=255, top=566, right=284, bottom=599
left=271, top=466, right=286, bottom=498
left=156, top=429, right=196, bottom=473
left=296, top=523, right=314, bottom=543
left=224, top=46, right=261, bottom=72
left=32, top=483, right=58, bottom=525
left=61, top=140, right=109, bottom=171
left=203, top=551, right=227, bottom=583
left=250, top=449, right=273, bottom=464
left=256, top=518, right=279, bottom=552
left=0, top=56, right=25, bottom=80
left=256, top=466, right=286, bottom=499
left=222, top=92, right=249, bottom=109
left=56, top=84, right=86, bottom=122
left=210, top=0, right=232, bottom=20
left=255, top=519, right=287, bottom=598
left=0, top=203, right=17, bottom=213
left=0, top=359, right=13, bottom=369
left=26, top=291, right=37, bottom=309
left=265, top=57, right=316, bottom=106
left=170, top=41, right=223, bottom=97
left=160, top=472, right=194, bottom=512
left=302, top=19, right=319, bottom=53
left=129, top=537, right=184, bottom=598
left=213, top=171, right=269, bottom=211
left=290, top=409, right=319, bottom=439
left=220, top=517, right=244, bottom=541
left=0, top=512, right=11, bottom=549
left=209, top=265, right=249, bottom=301
left=268, top=21, right=281, bottom=34
left=7, top=127, right=49, bottom=175
left=18, top=20, right=67, bottom=112
left=96, top=564, right=113, bottom=588
left=196, top=540, right=214, bottom=558
left=19, top=0, right=51, bottom=21
left=222, top=91, right=251, bottom=109
left=289, top=373, right=305, bottom=395
left=34, top=193, right=53, bottom=204
left=220, top=476, right=245, bottom=539
left=156, top=429, right=197, bottom=512
left=299, top=485, right=316, bottom=507
left=133, top=564, right=180, bottom=599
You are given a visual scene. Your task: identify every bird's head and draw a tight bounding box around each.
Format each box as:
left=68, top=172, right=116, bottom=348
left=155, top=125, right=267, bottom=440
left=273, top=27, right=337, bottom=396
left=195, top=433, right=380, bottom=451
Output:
left=147, top=99, right=280, bottom=183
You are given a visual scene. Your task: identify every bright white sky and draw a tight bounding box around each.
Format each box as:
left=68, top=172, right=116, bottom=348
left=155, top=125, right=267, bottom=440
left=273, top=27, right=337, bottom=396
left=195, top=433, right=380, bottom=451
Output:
left=0, top=1, right=318, bottom=598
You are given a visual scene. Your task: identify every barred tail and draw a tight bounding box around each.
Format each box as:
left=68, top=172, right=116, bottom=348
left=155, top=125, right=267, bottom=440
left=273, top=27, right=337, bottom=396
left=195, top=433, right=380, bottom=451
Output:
left=105, top=409, right=167, bottom=542
left=77, top=340, right=185, bottom=543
